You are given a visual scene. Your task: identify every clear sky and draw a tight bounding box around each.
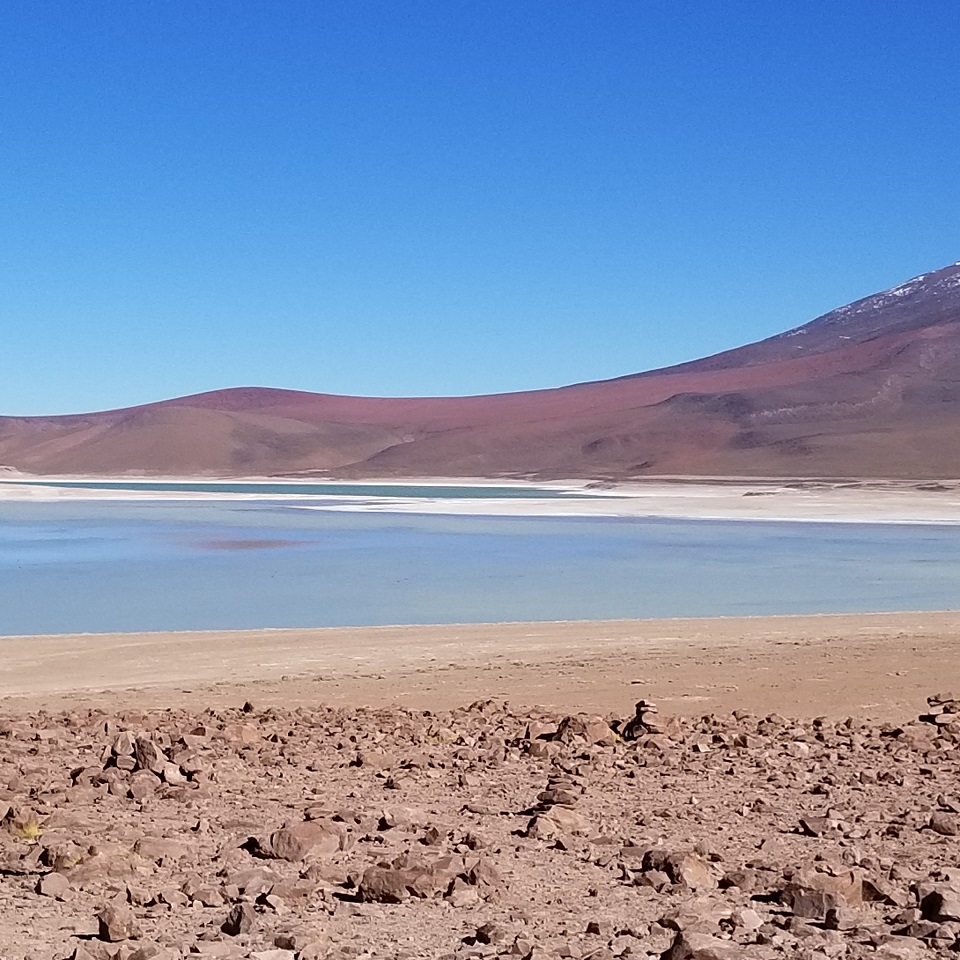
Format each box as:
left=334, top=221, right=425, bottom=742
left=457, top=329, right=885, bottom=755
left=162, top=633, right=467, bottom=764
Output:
left=2, top=1, right=958, bottom=415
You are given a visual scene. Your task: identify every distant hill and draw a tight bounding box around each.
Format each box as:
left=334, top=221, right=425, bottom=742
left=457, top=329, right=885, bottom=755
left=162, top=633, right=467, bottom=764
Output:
left=4, top=261, right=960, bottom=479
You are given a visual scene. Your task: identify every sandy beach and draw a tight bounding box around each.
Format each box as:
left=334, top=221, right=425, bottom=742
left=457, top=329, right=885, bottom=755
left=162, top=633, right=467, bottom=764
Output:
left=2, top=611, right=958, bottom=721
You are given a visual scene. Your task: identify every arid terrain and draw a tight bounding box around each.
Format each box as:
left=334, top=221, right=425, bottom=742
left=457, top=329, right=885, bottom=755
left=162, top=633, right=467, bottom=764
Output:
left=3, top=261, right=960, bottom=479
left=2, top=613, right=960, bottom=959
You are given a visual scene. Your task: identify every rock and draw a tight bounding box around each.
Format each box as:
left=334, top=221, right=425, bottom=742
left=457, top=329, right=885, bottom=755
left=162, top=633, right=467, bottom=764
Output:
left=659, top=897, right=733, bottom=934
left=10, top=690, right=960, bottom=958
left=930, top=811, right=958, bottom=836
left=782, top=882, right=841, bottom=920
left=66, top=948, right=103, bottom=960
left=526, top=806, right=589, bottom=838
left=358, top=863, right=413, bottom=903
left=667, top=853, right=718, bottom=891
left=183, top=882, right=225, bottom=907
left=134, top=737, right=166, bottom=774
left=255, top=820, right=345, bottom=861
left=112, top=731, right=136, bottom=757
left=128, top=770, right=162, bottom=800
left=525, top=720, right=558, bottom=740
left=553, top=715, right=616, bottom=745
left=96, top=901, right=141, bottom=941
left=157, top=887, right=189, bottom=907
left=799, top=815, right=834, bottom=837
left=919, top=882, right=960, bottom=922
left=36, top=871, right=70, bottom=898
left=622, top=700, right=660, bottom=739
left=65, top=851, right=138, bottom=887
left=359, top=851, right=467, bottom=902
left=445, top=876, right=480, bottom=907
left=537, top=783, right=583, bottom=807
left=781, top=868, right=863, bottom=920
left=731, top=908, right=762, bottom=932
left=463, top=856, right=502, bottom=899
left=160, top=761, right=186, bottom=786
left=874, top=939, right=932, bottom=960
left=660, top=931, right=749, bottom=960
left=293, top=943, right=331, bottom=960
left=133, top=837, right=189, bottom=862
left=221, top=902, right=257, bottom=936
left=128, top=947, right=175, bottom=960
left=643, top=849, right=717, bottom=890
left=223, top=722, right=260, bottom=744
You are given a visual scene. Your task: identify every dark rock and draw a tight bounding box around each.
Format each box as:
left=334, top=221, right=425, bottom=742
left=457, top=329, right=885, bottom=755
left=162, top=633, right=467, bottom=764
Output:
left=221, top=902, right=257, bottom=936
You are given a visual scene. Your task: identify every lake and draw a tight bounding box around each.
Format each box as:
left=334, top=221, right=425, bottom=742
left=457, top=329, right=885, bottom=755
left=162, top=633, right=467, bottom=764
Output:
left=1, top=494, right=958, bottom=635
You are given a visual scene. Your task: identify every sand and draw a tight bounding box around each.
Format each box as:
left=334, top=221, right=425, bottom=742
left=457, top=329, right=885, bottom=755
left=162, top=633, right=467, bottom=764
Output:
left=2, top=611, right=958, bottom=722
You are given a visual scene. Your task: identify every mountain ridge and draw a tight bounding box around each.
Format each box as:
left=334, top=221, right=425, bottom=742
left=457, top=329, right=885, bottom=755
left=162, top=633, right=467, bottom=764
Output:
left=4, top=261, right=960, bottom=479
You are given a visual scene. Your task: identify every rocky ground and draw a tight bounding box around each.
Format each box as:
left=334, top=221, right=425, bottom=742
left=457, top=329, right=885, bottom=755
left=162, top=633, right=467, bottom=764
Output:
left=2, top=691, right=960, bottom=959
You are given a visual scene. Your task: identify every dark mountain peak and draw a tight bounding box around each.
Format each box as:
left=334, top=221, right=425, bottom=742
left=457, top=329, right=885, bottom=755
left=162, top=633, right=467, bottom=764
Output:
left=647, top=260, right=960, bottom=377
left=774, top=260, right=960, bottom=350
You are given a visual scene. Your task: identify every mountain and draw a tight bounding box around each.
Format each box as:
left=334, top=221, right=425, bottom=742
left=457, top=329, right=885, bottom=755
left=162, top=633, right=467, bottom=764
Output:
left=4, top=261, right=960, bottom=479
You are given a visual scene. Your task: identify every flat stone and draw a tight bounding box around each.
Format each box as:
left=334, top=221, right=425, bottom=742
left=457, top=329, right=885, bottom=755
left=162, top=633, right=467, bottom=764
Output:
left=36, top=871, right=70, bottom=898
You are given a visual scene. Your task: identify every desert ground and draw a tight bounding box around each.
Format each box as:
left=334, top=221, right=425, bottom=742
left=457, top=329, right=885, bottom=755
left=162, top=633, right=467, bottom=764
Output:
left=2, top=613, right=960, bottom=959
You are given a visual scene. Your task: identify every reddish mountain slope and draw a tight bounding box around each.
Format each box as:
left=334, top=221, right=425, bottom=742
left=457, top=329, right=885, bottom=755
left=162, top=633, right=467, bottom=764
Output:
left=3, top=261, right=960, bottom=479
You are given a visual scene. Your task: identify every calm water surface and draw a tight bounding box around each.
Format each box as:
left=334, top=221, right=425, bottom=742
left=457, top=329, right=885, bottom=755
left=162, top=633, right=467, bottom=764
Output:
left=1, top=498, right=958, bottom=635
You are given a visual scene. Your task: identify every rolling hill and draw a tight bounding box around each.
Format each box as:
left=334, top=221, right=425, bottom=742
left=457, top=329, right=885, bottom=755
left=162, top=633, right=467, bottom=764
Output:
left=4, top=260, right=960, bottom=479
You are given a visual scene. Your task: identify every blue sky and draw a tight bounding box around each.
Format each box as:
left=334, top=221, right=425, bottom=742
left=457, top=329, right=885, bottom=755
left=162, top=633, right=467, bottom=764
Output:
left=2, top=1, right=958, bottom=415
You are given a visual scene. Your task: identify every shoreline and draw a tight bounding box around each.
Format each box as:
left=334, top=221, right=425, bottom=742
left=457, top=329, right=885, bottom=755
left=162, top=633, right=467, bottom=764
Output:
left=3, top=473, right=960, bottom=524
left=3, top=610, right=959, bottom=721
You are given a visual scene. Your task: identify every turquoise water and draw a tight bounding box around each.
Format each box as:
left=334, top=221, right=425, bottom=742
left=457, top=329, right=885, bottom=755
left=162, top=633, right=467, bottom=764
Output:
left=1, top=499, right=958, bottom=635
left=17, top=480, right=586, bottom=499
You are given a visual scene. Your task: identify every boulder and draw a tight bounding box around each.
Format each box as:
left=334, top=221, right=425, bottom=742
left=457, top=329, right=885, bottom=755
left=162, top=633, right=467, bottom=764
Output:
left=553, top=715, right=616, bottom=746
left=133, top=836, right=190, bottom=862
left=96, top=902, right=140, bottom=942
left=133, top=737, right=166, bottom=774
left=781, top=868, right=863, bottom=921
left=358, top=851, right=477, bottom=902
left=36, top=872, right=70, bottom=898
left=661, top=931, right=752, bottom=960
left=255, top=820, right=345, bottom=861
left=526, top=806, right=589, bottom=838
left=221, top=902, right=257, bottom=936
left=919, top=881, right=960, bottom=922
left=643, top=849, right=718, bottom=891
left=930, top=811, right=958, bottom=836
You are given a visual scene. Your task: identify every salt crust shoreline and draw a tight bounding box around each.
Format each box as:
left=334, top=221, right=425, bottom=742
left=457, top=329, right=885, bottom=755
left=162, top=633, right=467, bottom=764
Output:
left=2, top=474, right=960, bottom=524
left=3, top=611, right=960, bottom=724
